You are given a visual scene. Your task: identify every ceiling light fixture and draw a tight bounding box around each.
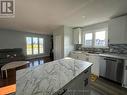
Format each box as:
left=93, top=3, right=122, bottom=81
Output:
left=82, top=16, right=86, bottom=18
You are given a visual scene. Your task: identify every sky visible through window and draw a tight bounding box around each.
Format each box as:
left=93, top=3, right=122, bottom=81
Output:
left=84, top=30, right=107, bottom=47
left=95, top=31, right=106, bottom=47
left=85, top=33, right=93, bottom=47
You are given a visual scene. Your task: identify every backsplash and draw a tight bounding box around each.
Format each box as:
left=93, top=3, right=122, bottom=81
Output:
left=109, top=44, right=127, bottom=54
left=75, top=44, right=127, bottom=54
left=82, top=47, right=109, bottom=53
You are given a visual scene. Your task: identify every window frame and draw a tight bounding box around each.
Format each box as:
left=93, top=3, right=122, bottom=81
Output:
left=84, top=32, right=93, bottom=48
left=83, top=28, right=108, bottom=48
left=93, top=28, right=108, bottom=48
left=26, top=37, right=44, bottom=56
left=33, top=37, right=39, bottom=55
left=26, top=37, right=33, bottom=55
left=39, top=38, right=44, bottom=54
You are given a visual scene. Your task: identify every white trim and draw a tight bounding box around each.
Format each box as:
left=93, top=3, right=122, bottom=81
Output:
left=82, top=28, right=108, bottom=48
left=26, top=37, right=45, bottom=56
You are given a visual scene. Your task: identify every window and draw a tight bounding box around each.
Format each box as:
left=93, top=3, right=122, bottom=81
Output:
left=33, top=37, right=38, bottom=54
left=26, top=37, right=32, bottom=55
left=95, top=31, right=107, bottom=47
left=39, top=38, right=44, bottom=53
left=84, top=33, right=93, bottom=47
left=26, top=37, right=44, bottom=55
left=84, top=29, right=108, bottom=48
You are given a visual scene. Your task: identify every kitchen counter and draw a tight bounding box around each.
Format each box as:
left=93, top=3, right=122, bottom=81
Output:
left=16, top=57, right=92, bottom=95
left=71, top=50, right=127, bottom=59
left=71, top=51, right=99, bottom=56
left=99, top=53, right=127, bottom=59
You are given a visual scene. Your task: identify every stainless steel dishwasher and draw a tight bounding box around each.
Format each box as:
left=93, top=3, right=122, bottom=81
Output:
left=100, top=57, right=124, bottom=83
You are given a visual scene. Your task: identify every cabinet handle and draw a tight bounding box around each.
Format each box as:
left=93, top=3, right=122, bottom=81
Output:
left=84, top=78, right=88, bottom=87
left=84, top=70, right=88, bottom=74
left=57, top=89, right=67, bottom=95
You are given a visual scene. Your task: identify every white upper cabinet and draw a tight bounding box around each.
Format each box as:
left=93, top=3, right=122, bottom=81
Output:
left=108, top=15, right=127, bottom=44
left=73, top=28, right=82, bottom=44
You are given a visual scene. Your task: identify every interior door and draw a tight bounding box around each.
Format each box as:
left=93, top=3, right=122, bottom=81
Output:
left=54, top=35, right=62, bottom=60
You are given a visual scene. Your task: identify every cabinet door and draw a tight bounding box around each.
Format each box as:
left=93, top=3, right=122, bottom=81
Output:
left=70, top=52, right=86, bottom=60
left=123, top=60, right=127, bottom=88
left=54, top=68, right=91, bottom=95
left=73, top=28, right=81, bottom=44
left=66, top=68, right=90, bottom=95
left=108, top=16, right=127, bottom=44
left=89, top=55, right=100, bottom=76
left=77, top=53, right=86, bottom=61
left=55, top=89, right=68, bottom=95
left=69, top=52, right=77, bottom=59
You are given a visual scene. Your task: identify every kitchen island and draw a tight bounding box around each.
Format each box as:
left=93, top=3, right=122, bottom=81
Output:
left=16, top=57, right=93, bottom=95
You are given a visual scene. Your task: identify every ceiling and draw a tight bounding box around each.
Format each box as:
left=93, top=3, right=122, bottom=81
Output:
left=0, top=0, right=127, bottom=34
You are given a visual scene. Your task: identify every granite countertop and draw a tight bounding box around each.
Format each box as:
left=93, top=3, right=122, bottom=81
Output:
left=71, top=51, right=98, bottom=55
left=99, top=53, right=127, bottom=59
left=71, top=50, right=127, bottom=59
left=16, top=57, right=93, bottom=95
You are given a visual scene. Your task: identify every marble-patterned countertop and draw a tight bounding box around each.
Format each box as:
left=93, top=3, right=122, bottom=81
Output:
left=71, top=51, right=127, bottom=59
left=99, top=53, right=127, bottom=59
left=16, top=57, right=92, bottom=95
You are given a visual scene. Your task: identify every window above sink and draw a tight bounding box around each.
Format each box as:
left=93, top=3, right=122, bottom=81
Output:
left=83, top=28, right=108, bottom=48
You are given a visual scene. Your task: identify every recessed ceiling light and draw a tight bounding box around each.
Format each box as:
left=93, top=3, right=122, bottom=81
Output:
left=82, top=16, right=86, bottom=18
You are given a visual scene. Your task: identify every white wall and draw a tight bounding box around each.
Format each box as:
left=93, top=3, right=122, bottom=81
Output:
left=53, top=26, right=64, bottom=59
left=82, top=21, right=108, bottom=32
left=64, top=26, right=74, bottom=57
left=53, top=26, right=74, bottom=60
left=81, top=21, right=108, bottom=47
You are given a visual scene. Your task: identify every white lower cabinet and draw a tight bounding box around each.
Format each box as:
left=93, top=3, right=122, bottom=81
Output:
left=54, top=68, right=91, bottom=95
left=123, top=60, right=127, bottom=88
left=77, top=53, right=87, bottom=61
left=69, top=52, right=79, bottom=59
left=70, top=51, right=100, bottom=76
left=89, top=55, right=100, bottom=76
left=69, top=52, right=88, bottom=61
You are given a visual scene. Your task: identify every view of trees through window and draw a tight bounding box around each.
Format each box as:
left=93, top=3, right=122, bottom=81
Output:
left=26, top=37, right=44, bottom=55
